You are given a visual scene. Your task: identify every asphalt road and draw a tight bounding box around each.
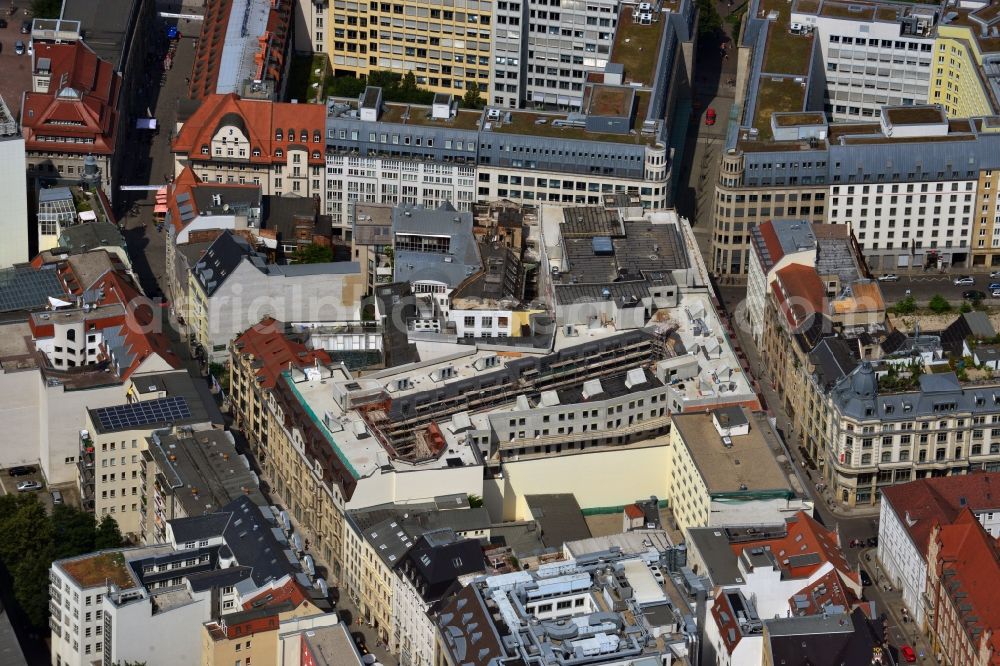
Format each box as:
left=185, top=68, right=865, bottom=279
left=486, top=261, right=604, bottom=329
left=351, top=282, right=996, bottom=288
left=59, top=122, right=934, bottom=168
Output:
left=877, top=273, right=1000, bottom=303
left=715, top=285, right=935, bottom=660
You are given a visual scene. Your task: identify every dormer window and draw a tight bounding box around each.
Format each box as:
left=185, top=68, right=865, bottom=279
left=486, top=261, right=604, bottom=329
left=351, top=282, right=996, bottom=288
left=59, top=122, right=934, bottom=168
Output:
left=252, top=148, right=261, bottom=157
left=300, top=130, right=308, bottom=142
left=313, top=130, right=321, bottom=143
left=275, top=149, right=283, bottom=157
left=201, top=145, right=209, bottom=154
left=275, top=129, right=283, bottom=140
left=287, top=128, right=295, bottom=141
left=312, top=151, right=321, bottom=159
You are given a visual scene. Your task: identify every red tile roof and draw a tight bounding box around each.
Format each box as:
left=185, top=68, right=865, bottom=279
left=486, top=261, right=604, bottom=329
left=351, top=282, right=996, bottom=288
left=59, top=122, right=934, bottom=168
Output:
left=164, top=167, right=260, bottom=234
left=932, top=509, right=1000, bottom=663
left=21, top=42, right=121, bottom=155
left=730, top=511, right=858, bottom=586
left=757, top=221, right=787, bottom=267
left=172, top=94, right=325, bottom=167
left=772, top=264, right=825, bottom=329
left=232, top=317, right=331, bottom=388
left=624, top=504, right=644, bottom=519
left=882, top=473, right=1000, bottom=560
left=788, top=568, right=861, bottom=616
left=241, top=577, right=309, bottom=612
left=187, top=0, right=291, bottom=100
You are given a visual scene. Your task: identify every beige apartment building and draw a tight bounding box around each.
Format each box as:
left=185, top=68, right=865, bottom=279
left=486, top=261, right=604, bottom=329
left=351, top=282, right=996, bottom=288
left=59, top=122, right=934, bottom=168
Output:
left=326, top=0, right=493, bottom=98
left=78, top=372, right=222, bottom=539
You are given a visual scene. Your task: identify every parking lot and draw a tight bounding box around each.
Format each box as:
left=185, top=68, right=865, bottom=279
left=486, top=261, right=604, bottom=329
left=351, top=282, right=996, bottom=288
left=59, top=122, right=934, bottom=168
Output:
left=0, top=9, right=34, bottom=113
left=0, top=465, right=74, bottom=514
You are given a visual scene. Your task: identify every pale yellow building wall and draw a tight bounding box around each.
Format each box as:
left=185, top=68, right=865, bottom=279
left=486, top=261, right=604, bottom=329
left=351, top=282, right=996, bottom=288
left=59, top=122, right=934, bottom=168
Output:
left=326, top=0, right=493, bottom=98
left=499, top=441, right=671, bottom=521
left=931, top=29, right=995, bottom=118
left=664, top=426, right=710, bottom=533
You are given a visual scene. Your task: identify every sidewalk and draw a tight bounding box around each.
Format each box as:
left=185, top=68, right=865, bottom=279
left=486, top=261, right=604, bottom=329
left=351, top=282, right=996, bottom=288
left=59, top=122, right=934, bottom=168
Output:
left=860, top=550, right=935, bottom=662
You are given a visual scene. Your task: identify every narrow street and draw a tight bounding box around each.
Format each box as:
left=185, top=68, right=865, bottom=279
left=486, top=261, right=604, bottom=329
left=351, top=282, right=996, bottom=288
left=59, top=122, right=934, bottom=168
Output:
left=715, top=285, right=936, bottom=662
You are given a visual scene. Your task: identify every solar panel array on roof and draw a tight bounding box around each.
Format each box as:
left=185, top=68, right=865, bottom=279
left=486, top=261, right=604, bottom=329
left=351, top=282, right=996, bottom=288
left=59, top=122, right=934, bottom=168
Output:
left=92, top=396, right=192, bottom=432
left=0, top=267, right=66, bottom=312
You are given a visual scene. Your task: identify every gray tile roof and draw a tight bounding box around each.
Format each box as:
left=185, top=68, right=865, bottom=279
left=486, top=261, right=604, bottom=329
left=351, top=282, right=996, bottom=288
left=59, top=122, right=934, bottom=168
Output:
left=192, top=230, right=257, bottom=297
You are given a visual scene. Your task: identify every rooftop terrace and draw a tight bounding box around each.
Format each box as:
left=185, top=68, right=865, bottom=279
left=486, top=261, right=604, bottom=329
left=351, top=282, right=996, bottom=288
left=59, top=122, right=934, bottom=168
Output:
left=491, top=91, right=655, bottom=145
left=761, top=0, right=814, bottom=76
left=380, top=103, right=483, bottom=131
left=610, top=9, right=666, bottom=86
left=753, top=77, right=808, bottom=141
left=60, top=551, right=136, bottom=589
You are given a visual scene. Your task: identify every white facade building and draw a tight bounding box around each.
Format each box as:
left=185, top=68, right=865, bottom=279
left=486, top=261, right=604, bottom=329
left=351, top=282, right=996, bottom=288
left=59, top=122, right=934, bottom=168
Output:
left=325, top=155, right=477, bottom=234
left=877, top=474, right=1000, bottom=627
left=791, top=8, right=936, bottom=121
left=827, top=178, right=976, bottom=269
left=0, top=131, right=29, bottom=269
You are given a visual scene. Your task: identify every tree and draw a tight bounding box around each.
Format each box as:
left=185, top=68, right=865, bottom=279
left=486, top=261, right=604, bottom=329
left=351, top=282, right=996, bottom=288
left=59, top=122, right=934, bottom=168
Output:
left=31, top=0, right=62, bottom=18
left=697, top=0, right=722, bottom=38
left=95, top=515, right=125, bottom=550
left=891, top=295, right=916, bottom=315
left=292, top=243, right=334, bottom=264
left=468, top=494, right=484, bottom=508
left=462, top=82, right=485, bottom=110
left=929, top=294, right=952, bottom=314
left=52, top=505, right=97, bottom=559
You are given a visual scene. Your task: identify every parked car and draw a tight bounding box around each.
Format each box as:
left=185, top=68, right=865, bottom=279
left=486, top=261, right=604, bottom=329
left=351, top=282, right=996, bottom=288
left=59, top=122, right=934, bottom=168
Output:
left=993, top=289, right=1000, bottom=298
left=14, top=40, right=24, bottom=55
left=954, top=275, right=975, bottom=286
left=8, top=465, right=36, bottom=477
left=0, top=19, right=8, bottom=28
left=20, top=19, right=30, bottom=34
left=989, top=282, right=1000, bottom=291
left=705, top=107, right=716, bottom=126
left=900, top=645, right=917, bottom=663
left=866, top=536, right=878, bottom=547
left=51, top=490, right=63, bottom=504
left=859, top=570, right=873, bottom=586
left=16, top=481, right=42, bottom=492
left=990, top=270, right=1000, bottom=278
left=963, top=290, right=987, bottom=300
left=878, top=273, right=900, bottom=282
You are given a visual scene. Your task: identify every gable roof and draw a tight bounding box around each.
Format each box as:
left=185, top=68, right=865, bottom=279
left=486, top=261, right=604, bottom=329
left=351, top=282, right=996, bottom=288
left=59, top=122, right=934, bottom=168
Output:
left=21, top=41, right=121, bottom=154
left=882, top=474, right=1000, bottom=559
left=773, top=264, right=825, bottom=330
left=232, top=318, right=332, bottom=389
left=730, top=511, right=857, bottom=585
left=192, top=230, right=258, bottom=296
left=172, top=94, right=325, bottom=166
left=932, top=508, right=1000, bottom=661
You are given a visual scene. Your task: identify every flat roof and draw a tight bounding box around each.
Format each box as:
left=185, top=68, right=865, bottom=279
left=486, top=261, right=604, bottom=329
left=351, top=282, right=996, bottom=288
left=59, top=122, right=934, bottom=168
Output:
left=671, top=409, right=791, bottom=495
left=301, top=621, right=365, bottom=666
left=380, top=103, right=483, bottom=131
left=60, top=0, right=136, bottom=70
left=610, top=9, right=666, bottom=86
left=147, top=429, right=265, bottom=517
left=525, top=494, right=593, bottom=548
left=59, top=551, right=136, bottom=589
left=492, top=90, right=655, bottom=145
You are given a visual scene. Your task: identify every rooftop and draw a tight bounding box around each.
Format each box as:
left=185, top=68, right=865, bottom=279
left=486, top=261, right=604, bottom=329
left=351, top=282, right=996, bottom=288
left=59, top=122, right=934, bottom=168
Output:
left=761, top=0, right=815, bottom=76
left=59, top=550, right=135, bottom=589
left=610, top=9, right=666, bottom=86
left=380, top=103, right=483, bottom=131
left=881, top=473, right=1000, bottom=558
left=671, top=409, right=792, bottom=495
left=490, top=90, right=656, bottom=145
left=146, top=428, right=265, bottom=518
left=301, top=621, right=365, bottom=666
left=88, top=371, right=223, bottom=434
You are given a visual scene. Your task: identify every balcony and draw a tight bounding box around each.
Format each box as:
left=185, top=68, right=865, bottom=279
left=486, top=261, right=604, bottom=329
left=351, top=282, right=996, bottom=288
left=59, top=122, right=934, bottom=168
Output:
left=49, top=600, right=61, bottom=622
left=49, top=617, right=61, bottom=637
left=49, top=584, right=62, bottom=604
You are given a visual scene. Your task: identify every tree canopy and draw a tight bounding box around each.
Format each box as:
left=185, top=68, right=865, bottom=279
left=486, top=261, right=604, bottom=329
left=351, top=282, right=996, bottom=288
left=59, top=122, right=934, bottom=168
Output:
left=0, top=496, right=123, bottom=628
left=292, top=243, right=334, bottom=264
